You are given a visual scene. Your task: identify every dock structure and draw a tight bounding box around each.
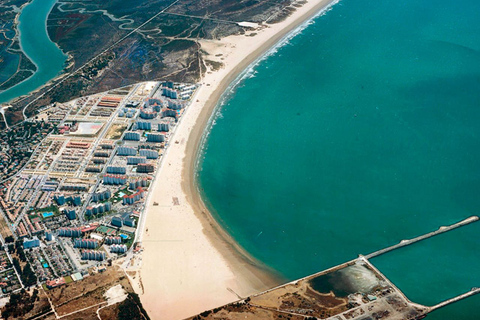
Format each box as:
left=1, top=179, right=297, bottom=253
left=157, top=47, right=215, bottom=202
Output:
left=428, top=287, right=480, bottom=313
left=191, top=217, right=480, bottom=319
left=365, top=216, right=479, bottom=259
left=360, top=256, right=428, bottom=311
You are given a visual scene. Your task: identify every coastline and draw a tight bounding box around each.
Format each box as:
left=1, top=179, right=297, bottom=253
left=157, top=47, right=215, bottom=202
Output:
left=0, top=0, right=67, bottom=106
left=137, top=0, right=338, bottom=319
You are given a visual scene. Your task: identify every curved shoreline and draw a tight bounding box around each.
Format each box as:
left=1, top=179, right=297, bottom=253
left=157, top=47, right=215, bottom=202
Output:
left=182, top=0, right=340, bottom=290
left=137, top=1, right=339, bottom=319
left=0, top=0, right=67, bottom=105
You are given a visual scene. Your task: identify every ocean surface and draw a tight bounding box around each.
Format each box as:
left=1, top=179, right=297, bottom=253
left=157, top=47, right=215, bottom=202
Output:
left=0, top=0, right=67, bottom=105
left=198, top=0, right=480, bottom=319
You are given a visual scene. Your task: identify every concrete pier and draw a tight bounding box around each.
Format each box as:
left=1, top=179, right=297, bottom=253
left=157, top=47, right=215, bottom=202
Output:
left=360, top=256, right=428, bottom=310
left=193, top=216, right=480, bottom=319
left=428, top=287, right=480, bottom=312
left=365, top=216, right=479, bottom=259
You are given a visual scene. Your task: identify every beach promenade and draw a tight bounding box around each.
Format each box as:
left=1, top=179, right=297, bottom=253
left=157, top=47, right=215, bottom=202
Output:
left=137, top=0, right=338, bottom=318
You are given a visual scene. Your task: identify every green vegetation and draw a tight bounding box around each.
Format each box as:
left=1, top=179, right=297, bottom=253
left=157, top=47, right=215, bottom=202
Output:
left=112, top=187, right=132, bottom=202
left=117, top=292, right=150, bottom=320
left=205, top=60, right=224, bottom=71
left=11, top=241, right=37, bottom=286
left=0, top=120, right=55, bottom=181
left=14, top=241, right=26, bottom=262
left=0, top=288, right=42, bottom=319
left=121, top=232, right=135, bottom=249
left=64, top=275, right=73, bottom=284
left=34, top=204, right=60, bottom=215
left=12, top=257, right=37, bottom=287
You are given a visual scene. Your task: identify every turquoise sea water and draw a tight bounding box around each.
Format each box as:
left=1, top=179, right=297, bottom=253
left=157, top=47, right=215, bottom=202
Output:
left=0, top=0, right=67, bottom=105
left=198, top=0, right=480, bottom=318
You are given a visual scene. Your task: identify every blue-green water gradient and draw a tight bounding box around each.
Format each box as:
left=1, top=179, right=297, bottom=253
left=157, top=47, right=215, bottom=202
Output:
left=198, top=0, right=480, bottom=319
left=0, top=0, right=67, bottom=104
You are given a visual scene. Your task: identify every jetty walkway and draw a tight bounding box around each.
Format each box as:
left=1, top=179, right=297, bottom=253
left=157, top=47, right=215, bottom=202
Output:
left=202, top=216, right=480, bottom=320
left=428, top=287, right=480, bottom=312
left=365, top=216, right=479, bottom=259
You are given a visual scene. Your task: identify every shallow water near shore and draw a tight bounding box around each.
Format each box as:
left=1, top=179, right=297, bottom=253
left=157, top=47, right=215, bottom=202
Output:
left=0, top=0, right=67, bottom=105
left=198, top=0, right=480, bottom=318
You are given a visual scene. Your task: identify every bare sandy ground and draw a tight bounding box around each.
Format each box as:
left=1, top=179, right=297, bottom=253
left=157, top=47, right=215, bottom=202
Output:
left=138, top=1, right=338, bottom=319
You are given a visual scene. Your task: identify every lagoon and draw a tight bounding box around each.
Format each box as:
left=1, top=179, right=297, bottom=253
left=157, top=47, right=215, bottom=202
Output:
left=0, top=0, right=67, bottom=105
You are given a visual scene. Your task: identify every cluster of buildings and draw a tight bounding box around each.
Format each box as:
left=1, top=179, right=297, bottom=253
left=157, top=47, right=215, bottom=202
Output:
left=91, top=189, right=111, bottom=202
left=23, top=236, right=41, bottom=249
left=85, top=202, right=112, bottom=216
left=111, top=216, right=136, bottom=228
left=81, top=250, right=106, bottom=261
left=0, top=121, right=55, bottom=181
left=110, top=244, right=128, bottom=254
left=105, top=236, right=122, bottom=245
left=58, top=227, right=83, bottom=238
left=103, top=174, right=127, bottom=185
left=54, top=194, right=82, bottom=206
left=74, top=238, right=100, bottom=249
left=0, top=81, right=196, bottom=295
left=122, top=188, right=145, bottom=205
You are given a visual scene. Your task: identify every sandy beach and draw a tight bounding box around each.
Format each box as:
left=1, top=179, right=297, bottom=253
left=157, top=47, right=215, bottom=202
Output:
left=137, top=0, right=338, bottom=319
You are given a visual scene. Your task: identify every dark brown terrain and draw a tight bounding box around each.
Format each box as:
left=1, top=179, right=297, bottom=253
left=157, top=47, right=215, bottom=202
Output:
left=4, top=0, right=300, bottom=125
